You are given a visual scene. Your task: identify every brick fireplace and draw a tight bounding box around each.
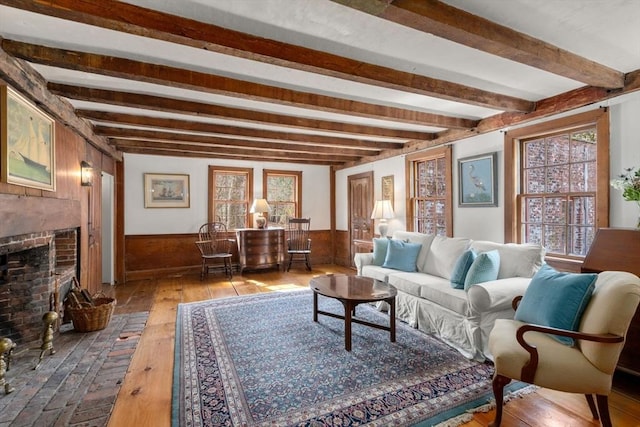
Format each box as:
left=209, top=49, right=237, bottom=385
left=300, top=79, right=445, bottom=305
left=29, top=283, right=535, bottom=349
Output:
left=0, top=229, right=78, bottom=349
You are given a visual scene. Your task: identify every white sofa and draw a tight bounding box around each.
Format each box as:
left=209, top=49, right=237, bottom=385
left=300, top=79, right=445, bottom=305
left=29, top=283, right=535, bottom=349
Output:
left=354, top=231, right=545, bottom=361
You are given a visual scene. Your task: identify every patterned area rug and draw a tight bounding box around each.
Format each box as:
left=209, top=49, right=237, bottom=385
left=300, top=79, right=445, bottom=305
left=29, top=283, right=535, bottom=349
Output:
left=172, top=289, right=527, bottom=426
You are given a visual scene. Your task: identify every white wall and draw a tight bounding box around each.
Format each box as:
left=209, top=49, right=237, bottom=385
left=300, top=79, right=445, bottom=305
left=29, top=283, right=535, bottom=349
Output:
left=336, top=90, right=640, bottom=242
left=124, top=154, right=331, bottom=234
left=124, top=91, right=640, bottom=238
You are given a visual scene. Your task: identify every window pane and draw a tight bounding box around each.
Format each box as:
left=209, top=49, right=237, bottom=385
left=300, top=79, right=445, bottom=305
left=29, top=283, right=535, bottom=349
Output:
left=267, top=176, right=295, bottom=202
left=570, top=162, right=596, bottom=192
left=524, top=223, right=542, bottom=245
left=570, top=196, right=595, bottom=226
left=544, top=225, right=566, bottom=254
left=524, top=139, right=545, bottom=167
left=543, top=197, right=566, bottom=224
left=571, top=130, right=596, bottom=162
left=436, top=157, right=446, bottom=197
left=546, top=165, right=569, bottom=193
left=524, top=168, right=545, bottom=193
left=569, top=226, right=595, bottom=256
left=523, top=197, right=543, bottom=223
left=546, top=135, right=570, bottom=165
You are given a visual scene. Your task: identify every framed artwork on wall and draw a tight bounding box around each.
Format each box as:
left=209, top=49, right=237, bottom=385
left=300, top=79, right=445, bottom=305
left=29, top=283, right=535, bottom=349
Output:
left=144, top=173, right=190, bottom=208
left=458, top=152, right=498, bottom=207
left=381, top=175, right=394, bottom=208
left=1, top=86, right=56, bottom=191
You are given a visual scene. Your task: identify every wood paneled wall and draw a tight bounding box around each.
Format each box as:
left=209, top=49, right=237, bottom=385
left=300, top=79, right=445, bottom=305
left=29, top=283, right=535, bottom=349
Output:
left=124, top=229, right=337, bottom=280
left=0, top=79, right=113, bottom=294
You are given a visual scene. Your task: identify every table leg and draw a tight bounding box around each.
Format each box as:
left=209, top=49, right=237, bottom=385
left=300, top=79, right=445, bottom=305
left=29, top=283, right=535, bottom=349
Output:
left=313, top=291, right=318, bottom=322
left=389, top=297, right=396, bottom=343
left=344, top=301, right=353, bottom=351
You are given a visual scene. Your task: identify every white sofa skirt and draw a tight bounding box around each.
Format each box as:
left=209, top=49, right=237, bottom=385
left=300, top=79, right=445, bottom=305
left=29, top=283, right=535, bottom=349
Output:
left=394, top=290, right=509, bottom=361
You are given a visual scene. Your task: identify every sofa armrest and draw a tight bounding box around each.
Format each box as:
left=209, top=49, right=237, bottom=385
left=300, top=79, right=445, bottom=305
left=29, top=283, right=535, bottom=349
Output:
left=354, top=252, right=375, bottom=275
left=467, top=277, right=531, bottom=314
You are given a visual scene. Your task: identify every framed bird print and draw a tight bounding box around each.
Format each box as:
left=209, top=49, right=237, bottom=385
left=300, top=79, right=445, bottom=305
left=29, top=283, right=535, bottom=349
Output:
left=458, top=152, right=498, bottom=207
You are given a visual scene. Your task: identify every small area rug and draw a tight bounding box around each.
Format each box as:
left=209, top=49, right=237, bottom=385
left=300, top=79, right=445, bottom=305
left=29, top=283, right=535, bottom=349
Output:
left=172, top=289, right=527, bottom=426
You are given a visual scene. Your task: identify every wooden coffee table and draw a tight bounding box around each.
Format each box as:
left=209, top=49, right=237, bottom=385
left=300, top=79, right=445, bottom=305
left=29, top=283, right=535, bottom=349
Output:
left=310, top=274, right=397, bottom=351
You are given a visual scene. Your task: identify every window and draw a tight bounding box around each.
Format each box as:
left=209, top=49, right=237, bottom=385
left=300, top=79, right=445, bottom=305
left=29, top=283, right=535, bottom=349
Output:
left=208, top=166, right=253, bottom=229
left=263, top=169, right=301, bottom=226
left=505, top=109, right=609, bottom=260
left=406, top=146, right=452, bottom=236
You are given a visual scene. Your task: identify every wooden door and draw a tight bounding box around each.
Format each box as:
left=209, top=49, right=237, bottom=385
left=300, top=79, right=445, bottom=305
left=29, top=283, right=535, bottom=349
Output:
left=348, top=171, right=374, bottom=266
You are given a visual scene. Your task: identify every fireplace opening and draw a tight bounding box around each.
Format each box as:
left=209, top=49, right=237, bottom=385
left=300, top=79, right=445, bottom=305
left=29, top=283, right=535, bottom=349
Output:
left=0, top=229, right=78, bottom=350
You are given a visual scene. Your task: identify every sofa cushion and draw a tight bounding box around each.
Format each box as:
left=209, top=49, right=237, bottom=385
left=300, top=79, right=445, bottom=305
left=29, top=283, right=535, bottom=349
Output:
left=388, top=272, right=469, bottom=315
left=514, top=264, right=597, bottom=345
left=470, top=241, right=545, bottom=279
left=464, top=250, right=500, bottom=290
left=360, top=265, right=398, bottom=283
left=372, top=238, right=389, bottom=266
left=382, top=239, right=422, bottom=272
left=392, top=231, right=435, bottom=273
left=423, top=236, right=472, bottom=280
left=450, top=249, right=477, bottom=289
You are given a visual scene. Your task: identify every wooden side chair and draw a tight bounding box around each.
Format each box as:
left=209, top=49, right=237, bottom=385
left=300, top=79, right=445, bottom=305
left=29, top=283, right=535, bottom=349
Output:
left=488, top=271, right=640, bottom=427
left=285, top=218, right=312, bottom=271
left=195, top=222, right=234, bottom=279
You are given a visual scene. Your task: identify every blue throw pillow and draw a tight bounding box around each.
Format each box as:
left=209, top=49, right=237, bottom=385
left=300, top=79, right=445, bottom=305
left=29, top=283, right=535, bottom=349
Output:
left=372, top=238, right=390, bottom=266
left=382, top=239, right=422, bottom=272
left=450, top=249, right=476, bottom=289
left=464, top=250, right=500, bottom=290
left=514, top=264, right=597, bottom=346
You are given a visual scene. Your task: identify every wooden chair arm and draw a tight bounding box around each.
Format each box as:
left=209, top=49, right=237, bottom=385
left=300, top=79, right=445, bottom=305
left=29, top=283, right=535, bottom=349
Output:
left=512, top=295, right=523, bottom=310
left=515, top=323, right=624, bottom=383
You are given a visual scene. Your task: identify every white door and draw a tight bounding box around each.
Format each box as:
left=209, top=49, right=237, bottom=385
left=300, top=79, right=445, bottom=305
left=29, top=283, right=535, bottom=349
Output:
left=101, top=172, right=115, bottom=285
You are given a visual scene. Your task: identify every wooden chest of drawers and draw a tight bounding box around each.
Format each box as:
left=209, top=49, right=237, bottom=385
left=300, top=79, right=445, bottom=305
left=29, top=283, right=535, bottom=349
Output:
left=235, top=228, right=285, bottom=273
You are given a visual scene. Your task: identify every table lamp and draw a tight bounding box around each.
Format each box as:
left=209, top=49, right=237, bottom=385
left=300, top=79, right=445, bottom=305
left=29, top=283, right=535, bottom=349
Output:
left=250, top=198, right=270, bottom=229
left=371, top=200, right=394, bottom=237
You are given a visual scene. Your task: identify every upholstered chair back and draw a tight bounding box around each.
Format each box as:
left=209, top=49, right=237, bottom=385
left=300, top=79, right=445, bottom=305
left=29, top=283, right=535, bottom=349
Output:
left=578, top=271, right=640, bottom=374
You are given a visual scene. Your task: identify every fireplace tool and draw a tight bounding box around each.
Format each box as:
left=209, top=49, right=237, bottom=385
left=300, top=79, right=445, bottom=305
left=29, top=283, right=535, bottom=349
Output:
left=34, top=311, right=58, bottom=370
left=0, top=337, right=16, bottom=394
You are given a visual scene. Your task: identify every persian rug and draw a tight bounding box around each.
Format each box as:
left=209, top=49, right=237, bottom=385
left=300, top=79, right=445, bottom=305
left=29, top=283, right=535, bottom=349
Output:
left=172, top=290, right=529, bottom=427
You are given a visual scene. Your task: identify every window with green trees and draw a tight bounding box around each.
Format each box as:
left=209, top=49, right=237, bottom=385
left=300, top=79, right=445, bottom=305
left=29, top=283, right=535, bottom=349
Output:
left=264, top=169, right=301, bottom=226
left=208, top=166, right=253, bottom=229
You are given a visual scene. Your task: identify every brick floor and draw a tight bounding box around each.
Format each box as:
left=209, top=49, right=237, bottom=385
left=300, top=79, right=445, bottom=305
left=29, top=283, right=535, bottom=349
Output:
left=0, top=312, right=148, bottom=427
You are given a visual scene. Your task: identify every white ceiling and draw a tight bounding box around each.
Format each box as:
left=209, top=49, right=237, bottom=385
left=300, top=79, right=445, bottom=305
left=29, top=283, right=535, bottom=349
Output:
left=1, top=0, right=639, bottom=165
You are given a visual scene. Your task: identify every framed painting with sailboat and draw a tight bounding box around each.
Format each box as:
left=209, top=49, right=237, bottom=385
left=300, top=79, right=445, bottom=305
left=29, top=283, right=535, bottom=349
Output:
left=1, top=86, right=55, bottom=191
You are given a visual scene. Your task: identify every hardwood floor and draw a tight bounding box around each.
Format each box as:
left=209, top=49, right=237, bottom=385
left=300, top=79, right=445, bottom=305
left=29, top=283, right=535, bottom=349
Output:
left=103, top=266, right=640, bottom=427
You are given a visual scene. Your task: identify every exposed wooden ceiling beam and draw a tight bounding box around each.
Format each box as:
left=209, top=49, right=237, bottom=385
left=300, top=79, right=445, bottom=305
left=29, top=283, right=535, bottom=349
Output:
left=3, top=39, right=477, bottom=129
left=0, top=42, right=119, bottom=159
left=0, top=0, right=534, bottom=112
left=77, top=110, right=404, bottom=150
left=48, top=83, right=434, bottom=140
left=336, top=77, right=635, bottom=170
left=334, top=0, right=625, bottom=89
left=114, top=140, right=346, bottom=164
left=95, top=126, right=374, bottom=158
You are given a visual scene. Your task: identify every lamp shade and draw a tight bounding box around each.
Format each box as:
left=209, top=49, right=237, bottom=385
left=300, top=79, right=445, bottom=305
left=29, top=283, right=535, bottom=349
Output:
left=250, top=198, right=271, bottom=213
left=370, top=200, right=394, bottom=219
left=80, top=161, right=93, bottom=187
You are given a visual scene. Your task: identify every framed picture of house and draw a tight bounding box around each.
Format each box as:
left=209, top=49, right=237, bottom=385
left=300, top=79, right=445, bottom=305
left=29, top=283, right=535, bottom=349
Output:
left=1, top=86, right=56, bottom=191
left=144, top=173, right=190, bottom=208
left=458, top=152, right=498, bottom=207
left=381, top=175, right=394, bottom=208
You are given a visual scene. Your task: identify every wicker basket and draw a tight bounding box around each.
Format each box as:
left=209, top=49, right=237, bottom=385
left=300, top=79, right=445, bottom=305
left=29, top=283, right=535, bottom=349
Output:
left=67, top=297, right=116, bottom=332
